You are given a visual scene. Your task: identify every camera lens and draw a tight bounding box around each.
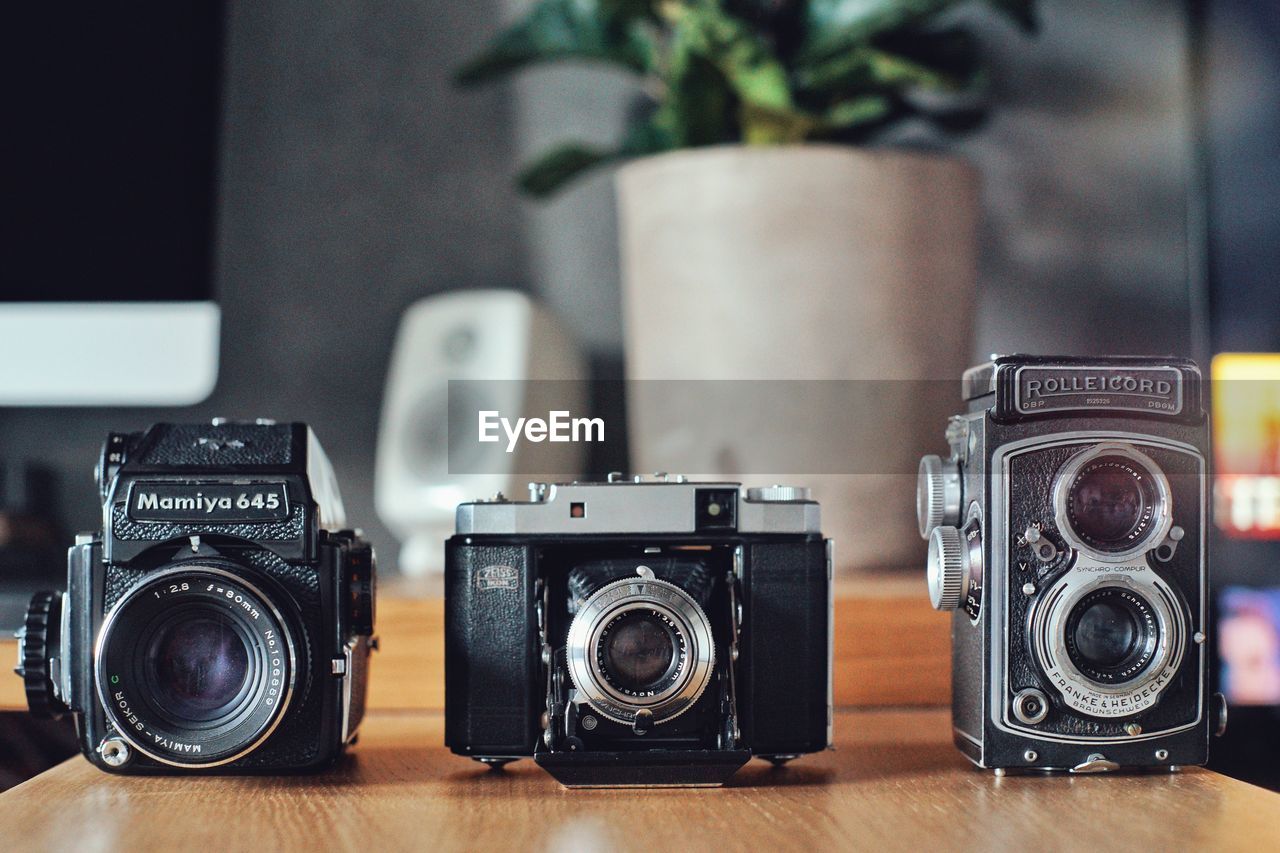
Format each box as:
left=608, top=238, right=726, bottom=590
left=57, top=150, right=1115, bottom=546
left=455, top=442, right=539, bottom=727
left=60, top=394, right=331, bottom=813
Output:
left=1064, top=587, right=1158, bottom=684
left=598, top=610, right=678, bottom=692
left=1072, top=600, right=1137, bottom=667
left=1059, top=447, right=1167, bottom=556
left=566, top=575, right=715, bottom=726
left=97, top=567, right=296, bottom=767
left=1069, top=462, right=1145, bottom=543
left=145, top=616, right=251, bottom=722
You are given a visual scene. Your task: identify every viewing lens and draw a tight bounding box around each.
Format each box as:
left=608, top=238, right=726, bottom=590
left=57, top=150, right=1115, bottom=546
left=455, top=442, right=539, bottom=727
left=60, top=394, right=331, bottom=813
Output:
left=600, top=611, right=677, bottom=692
left=145, top=616, right=251, bottom=722
left=1064, top=454, right=1158, bottom=552
left=1065, top=587, right=1158, bottom=684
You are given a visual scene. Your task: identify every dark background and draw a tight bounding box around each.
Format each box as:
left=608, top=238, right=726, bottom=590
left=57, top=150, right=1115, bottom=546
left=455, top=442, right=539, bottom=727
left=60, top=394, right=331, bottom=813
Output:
left=0, top=0, right=1223, bottom=565
left=1199, top=0, right=1280, bottom=791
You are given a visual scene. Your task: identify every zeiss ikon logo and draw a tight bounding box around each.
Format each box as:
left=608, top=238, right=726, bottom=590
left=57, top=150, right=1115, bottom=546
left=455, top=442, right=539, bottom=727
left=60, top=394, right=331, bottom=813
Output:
left=478, top=410, right=604, bottom=453
left=1015, top=366, right=1182, bottom=415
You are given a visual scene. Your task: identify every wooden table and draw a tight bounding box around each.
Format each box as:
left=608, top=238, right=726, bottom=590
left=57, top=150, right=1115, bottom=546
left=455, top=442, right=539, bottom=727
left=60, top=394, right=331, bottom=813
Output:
left=0, top=576, right=952, bottom=713
left=1, top=709, right=1276, bottom=852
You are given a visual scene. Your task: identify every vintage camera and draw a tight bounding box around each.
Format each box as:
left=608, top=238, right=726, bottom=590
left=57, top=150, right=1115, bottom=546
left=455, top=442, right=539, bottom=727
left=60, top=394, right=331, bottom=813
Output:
left=15, top=421, right=376, bottom=773
left=918, top=355, right=1226, bottom=773
left=445, top=475, right=832, bottom=787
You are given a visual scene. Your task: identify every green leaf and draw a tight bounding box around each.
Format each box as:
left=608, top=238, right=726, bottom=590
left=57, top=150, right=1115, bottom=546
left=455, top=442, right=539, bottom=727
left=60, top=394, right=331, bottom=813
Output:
left=796, top=45, right=966, bottom=94
left=665, top=1, right=794, bottom=112
left=517, top=145, right=613, bottom=197
left=455, top=0, right=657, bottom=85
left=515, top=112, right=675, bottom=197
left=740, top=103, right=818, bottom=144
left=660, top=51, right=738, bottom=147
left=822, top=94, right=892, bottom=128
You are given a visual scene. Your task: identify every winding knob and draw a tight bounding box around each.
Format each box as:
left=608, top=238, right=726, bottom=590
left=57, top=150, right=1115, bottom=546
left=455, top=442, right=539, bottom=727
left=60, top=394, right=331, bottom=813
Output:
left=745, top=485, right=812, bottom=502
left=917, top=455, right=962, bottom=538
left=15, top=591, right=67, bottom=719
left=927, top=526, right=965, bottom=611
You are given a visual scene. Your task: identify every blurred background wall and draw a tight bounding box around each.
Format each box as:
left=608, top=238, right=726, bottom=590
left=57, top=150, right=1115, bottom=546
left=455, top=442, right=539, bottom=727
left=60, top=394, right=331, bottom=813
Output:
left=515, top=0, right=1199, bottom=361
left=0, top=0, right=1203, bottom=568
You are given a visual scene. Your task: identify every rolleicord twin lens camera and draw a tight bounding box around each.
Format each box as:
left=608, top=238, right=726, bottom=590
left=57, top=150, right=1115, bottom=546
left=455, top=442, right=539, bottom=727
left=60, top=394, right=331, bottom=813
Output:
left=918, top=356, right=1226, bottom=773
left=16, top=421, right=376, bottom=773
left=445, top=476, right=832, bottom=787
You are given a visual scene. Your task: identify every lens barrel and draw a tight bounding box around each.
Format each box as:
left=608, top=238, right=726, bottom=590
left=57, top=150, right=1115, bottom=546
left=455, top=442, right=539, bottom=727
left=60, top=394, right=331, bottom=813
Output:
left=96, top=566, right=296, bottom=768
left=566, top=573, right=715, bottom=726
left=1028, top=569, right=1185, bottom=719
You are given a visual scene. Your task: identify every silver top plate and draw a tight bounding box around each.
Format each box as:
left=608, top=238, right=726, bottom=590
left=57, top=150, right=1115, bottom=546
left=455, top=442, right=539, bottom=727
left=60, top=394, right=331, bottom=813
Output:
left=454, top=478, right=821, bottom=536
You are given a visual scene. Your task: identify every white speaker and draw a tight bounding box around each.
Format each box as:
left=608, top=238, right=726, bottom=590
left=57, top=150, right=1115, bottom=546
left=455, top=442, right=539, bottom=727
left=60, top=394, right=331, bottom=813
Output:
left=375, top=290, right=586, bottom=575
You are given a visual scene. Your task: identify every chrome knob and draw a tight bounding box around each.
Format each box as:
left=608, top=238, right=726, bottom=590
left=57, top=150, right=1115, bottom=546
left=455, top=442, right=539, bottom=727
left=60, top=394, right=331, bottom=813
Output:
left=927, top=525, right=965, bottom=610
left=745, top=485, right=812, bottom=502
left=917, top=455, right=962, bottom=538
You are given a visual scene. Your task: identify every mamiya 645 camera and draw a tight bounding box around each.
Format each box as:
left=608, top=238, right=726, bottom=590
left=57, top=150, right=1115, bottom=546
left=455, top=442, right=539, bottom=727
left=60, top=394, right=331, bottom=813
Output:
left=16, top=421, right=376, bottom=773
left=445, top=476, right=832, bottom=787
left=918, top=356, right=1226, bottom=773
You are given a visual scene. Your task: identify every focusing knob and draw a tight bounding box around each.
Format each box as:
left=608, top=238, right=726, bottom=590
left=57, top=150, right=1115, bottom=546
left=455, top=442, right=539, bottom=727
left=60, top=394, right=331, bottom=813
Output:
left=345, top=539, right=376, bottom=636
left=745, top=485, right=812, bottom=502
left=927, top=526, right=966, bottom=611
left=16, top=591, right=67, bottom=719
left=917, top=455, right=962, bottom=538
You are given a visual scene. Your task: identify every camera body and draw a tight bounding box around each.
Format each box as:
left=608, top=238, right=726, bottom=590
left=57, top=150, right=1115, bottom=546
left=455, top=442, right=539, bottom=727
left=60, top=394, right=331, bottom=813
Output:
left=918, top=356, right=1225, bottom=773
left=17, top=421, right=376, bottom=774
left=445, top=476, right=832, bottom=787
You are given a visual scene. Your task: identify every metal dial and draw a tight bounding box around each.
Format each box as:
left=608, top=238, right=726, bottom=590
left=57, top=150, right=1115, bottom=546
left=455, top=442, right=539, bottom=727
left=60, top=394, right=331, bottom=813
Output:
left=927, top=525, right=965, bottom=610
left=917, top=455, right=962, bottom=538
left=745, top=485, right=812, bottom=502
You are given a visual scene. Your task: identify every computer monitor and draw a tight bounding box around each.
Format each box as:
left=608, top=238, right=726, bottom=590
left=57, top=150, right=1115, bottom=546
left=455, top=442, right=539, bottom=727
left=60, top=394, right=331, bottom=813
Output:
left=1, top=5, right=224, bottom=405
left=1200, top=0, right=1280, bottom=790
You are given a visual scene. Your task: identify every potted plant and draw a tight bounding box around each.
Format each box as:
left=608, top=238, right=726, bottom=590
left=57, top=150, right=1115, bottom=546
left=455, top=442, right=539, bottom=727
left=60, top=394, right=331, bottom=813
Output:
left=458, top=0, right=1036, bottom=571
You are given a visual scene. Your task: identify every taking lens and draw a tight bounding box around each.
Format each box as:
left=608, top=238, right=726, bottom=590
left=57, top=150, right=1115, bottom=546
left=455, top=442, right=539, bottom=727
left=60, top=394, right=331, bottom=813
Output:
left=598, top=610, right=679, bottom=693
left=1064, top=587, right=1158, bottom=684
left=566, top=574, right=715, bottom=726
left=97, top=566, right=296, bottom=767
left=144, top=615, right=252, bottom=722
left=1063, top=454, right=1160, bottom=553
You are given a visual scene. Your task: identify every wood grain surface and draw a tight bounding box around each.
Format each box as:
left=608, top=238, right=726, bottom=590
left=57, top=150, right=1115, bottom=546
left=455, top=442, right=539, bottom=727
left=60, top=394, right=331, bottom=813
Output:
left=0, top=709, right=1275, bottom=852
left=0, top=640, right=17, bottom=710
left=1, top=574, right=950, bottom=713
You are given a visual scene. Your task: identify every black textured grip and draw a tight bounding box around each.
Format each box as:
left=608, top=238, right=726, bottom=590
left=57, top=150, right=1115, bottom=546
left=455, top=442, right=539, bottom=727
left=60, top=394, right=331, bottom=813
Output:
left=135, top=423, right=298, bottom=467
left=740, top=539, right=830, bottom=754
left=445, top=541, right=540, bottom=755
